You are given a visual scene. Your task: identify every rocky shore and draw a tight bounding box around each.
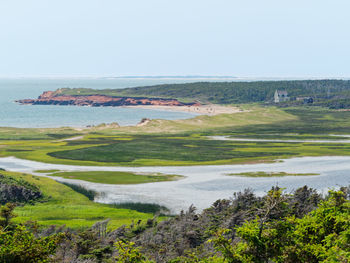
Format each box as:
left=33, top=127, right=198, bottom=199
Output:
left=16, top=90, right=198, bottom=107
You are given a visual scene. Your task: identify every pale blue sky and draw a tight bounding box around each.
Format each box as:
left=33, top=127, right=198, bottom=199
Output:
left=0, top=0, right=349, bottom=78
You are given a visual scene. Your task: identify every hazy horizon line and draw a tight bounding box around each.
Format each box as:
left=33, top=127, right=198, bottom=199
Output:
left=0, top=75, right=350, bottom=80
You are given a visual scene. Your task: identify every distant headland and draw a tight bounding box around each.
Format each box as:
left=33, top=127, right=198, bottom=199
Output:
left=16, top=79, right=350, bottom=110
left=16, top=90, right=199, bottom=107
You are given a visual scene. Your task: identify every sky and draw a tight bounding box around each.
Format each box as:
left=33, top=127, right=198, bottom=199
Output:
left=0, top=0, right=349, bottom=78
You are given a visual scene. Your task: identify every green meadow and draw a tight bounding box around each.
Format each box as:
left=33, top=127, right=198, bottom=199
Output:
left=0, top=127, right=81, bottom=140
left=3, top=171, right=157, bottom=229
left=0, top=106, right=350, bottom=167
left=46, top=136, right=350, bottom=166
left=211, top=107, right=350, bottom=136
left=49, top=171, right=182, bottom=184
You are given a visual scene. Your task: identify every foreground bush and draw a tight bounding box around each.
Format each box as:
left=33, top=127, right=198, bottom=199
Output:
left=0, top=186, right=349, bottom=262
left=0, top=203, right=62, bottom=263
left=210, top=189, right=350, bottom=263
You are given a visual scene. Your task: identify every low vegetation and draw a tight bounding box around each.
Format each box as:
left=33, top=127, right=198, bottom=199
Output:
left=112, top=202, right=170, bottom=215
left=50, top=171, right=182, bottom=184
left=35, top=169, right=60, bottom=173
left=0, top=171, right=158, bottom=229
left=227, top=171, right=319, bottom=177
left=61, top=182, right=98, bottom=201
left=0, top=127, right=81, bottom=140
left=0, top=107, right=350, bottom=167
left=213, top=107, right=350, bottom=136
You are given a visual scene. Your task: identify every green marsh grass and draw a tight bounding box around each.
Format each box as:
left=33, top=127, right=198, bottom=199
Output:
left=34, top=169, right=60, bottom=173
left=112, top=202, right=170, bottom=215
left=61, top=182, right=98, bottom=200
left=0, top=107, right=350, bottom=167
left=2, top=171, right=157, bottom=229
left=49, top=171, right=182, bottom=184
left=227, top=171, right=319, bottom=177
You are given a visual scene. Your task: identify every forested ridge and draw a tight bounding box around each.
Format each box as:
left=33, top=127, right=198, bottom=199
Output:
left=61, top=79, right=350, bottom=107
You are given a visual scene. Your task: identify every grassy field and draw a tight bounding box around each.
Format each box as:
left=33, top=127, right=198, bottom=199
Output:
left=47, top=136, right=350, bottom=166
left=0, top=107, right=349, bottom=167
left=212, top=107, right=350, bottom=136
left=105, top=105, right=296, bottom=134
left=49, top=171, right=182, bottom=184
left=2, top=171, right=157, bottom=229
left=0, top=127, right=81, bottom=140
left=227, top=171, right=319, bottom=177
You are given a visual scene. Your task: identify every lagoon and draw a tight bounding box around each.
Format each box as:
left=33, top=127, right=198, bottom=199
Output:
left=0, top=156, right=349, bottom=213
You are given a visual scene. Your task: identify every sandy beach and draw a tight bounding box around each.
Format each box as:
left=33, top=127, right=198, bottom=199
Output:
left=123, top=104, right=245, bottom=116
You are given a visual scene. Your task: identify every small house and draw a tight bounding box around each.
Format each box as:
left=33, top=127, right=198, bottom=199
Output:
left=274, top=90, right=289, bottom=103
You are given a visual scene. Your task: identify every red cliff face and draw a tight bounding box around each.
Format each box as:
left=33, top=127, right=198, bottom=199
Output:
left=16, top=91, right=197, bottom=107
left=38, top=91, right=55, bottom=99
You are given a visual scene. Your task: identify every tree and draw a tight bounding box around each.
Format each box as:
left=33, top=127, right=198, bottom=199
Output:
left=115, top=240, right=154, bottom=263
left=0, top=203, right=16, bottom=228
left=0, top=225, right=61, bottom=263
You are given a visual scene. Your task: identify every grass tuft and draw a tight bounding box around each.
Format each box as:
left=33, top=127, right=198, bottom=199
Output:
left=61, top=182, right=97, bottom=201
left=111, top=202, right=170, bottom=215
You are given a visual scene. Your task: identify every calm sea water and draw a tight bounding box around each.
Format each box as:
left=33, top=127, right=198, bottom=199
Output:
left=0, top=78, right=234, bottom=128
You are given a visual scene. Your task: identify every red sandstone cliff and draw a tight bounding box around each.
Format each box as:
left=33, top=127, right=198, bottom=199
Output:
left=16, top=91, right=198, bottom=107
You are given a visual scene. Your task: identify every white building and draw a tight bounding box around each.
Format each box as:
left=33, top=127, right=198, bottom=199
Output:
left=274, top=90, right=289, bottom=103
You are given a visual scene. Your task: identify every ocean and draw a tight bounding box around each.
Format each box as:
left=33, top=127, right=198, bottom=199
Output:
left=0, top=78, right=234, bottom=128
